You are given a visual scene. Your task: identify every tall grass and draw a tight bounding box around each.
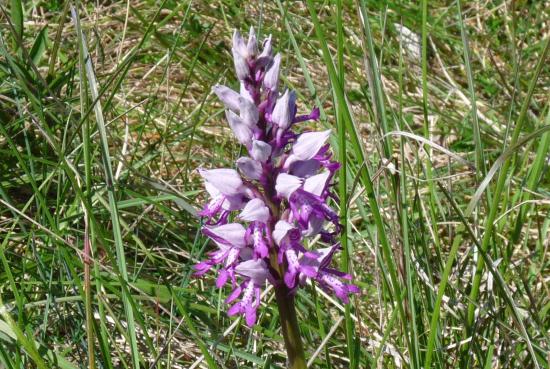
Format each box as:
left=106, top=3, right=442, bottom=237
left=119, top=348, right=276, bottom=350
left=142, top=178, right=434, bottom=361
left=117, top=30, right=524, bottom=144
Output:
left=0, top=1, right=548, bottom=368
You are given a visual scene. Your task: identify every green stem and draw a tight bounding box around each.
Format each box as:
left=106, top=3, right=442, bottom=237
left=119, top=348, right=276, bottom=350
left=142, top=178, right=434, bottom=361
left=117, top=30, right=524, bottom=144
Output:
left=275, top=286, right=307, bottom=369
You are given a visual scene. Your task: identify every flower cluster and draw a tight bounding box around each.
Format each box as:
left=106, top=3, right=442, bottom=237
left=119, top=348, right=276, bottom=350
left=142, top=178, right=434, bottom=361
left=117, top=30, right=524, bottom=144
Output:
left=194, top=28, right=359, bottom=327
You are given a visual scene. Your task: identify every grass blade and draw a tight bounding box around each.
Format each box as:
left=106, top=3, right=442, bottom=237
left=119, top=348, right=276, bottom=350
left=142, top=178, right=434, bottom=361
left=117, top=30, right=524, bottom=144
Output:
left=71, top=5, right=141, bottom=368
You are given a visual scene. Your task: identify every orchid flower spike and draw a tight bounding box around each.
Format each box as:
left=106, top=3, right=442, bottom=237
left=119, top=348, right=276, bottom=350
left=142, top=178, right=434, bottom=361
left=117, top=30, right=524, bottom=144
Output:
left=196, top=28, right=359, bottom=328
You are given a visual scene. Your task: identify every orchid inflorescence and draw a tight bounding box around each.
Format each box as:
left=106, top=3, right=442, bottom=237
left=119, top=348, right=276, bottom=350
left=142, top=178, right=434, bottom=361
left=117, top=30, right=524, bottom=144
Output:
left=194, top=27, right=359, bottom=327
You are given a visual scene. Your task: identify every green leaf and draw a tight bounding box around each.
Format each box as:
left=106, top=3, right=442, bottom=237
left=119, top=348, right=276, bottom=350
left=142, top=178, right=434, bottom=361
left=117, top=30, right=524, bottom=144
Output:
left=30, top=27, right=48, bottom=66
left=10, top=0, right=23, bottom=39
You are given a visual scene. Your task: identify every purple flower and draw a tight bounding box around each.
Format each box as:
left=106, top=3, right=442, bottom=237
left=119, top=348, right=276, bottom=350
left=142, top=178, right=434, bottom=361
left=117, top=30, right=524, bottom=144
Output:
left=195, top=28, right=359, bottom=327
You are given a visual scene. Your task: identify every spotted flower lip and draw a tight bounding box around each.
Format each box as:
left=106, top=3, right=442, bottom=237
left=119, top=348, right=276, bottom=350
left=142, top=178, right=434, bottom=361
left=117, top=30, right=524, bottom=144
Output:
left=194, top=28, right=359, bottom=327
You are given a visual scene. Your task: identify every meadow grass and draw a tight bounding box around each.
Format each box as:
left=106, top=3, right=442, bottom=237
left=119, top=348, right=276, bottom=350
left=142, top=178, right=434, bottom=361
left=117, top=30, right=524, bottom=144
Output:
left=0, top=1, right=549, bottom=368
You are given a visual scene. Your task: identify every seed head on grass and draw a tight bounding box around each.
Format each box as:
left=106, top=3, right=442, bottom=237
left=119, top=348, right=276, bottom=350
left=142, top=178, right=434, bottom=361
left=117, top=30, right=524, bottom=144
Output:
left=194, top=27, right=359, bottom=327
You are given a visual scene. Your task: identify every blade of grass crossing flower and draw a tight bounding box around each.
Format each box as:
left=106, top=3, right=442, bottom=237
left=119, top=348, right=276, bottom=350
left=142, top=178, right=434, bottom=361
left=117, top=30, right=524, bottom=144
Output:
left=306, top=1, right=411, bottom=363
left=71, top=5, right=141, bottom=368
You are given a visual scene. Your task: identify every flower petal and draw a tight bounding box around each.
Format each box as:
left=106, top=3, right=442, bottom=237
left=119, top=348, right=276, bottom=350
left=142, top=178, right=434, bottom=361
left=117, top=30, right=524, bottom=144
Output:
left=226, top=110, right=253, bottom=146
left=226, top=285, right=243, bottom=303
left=203, top=223, right=246, bottom=248
left=288, top=159, right=321, bottom=177
left=239, top=198, right=270, bottom=223
left=199, top=168, right=243, bottom=196
left=275, top=173, right=302, bottom=198
left=303, top=170, right=330, bottom=196
left=271, top=90, right=296, bottom=130
left=252, top=226, right=269, bottom=258
left=236, top=157, right=263, bottom=180
left=216, top=269, right=229, bottom=288
left=292, top=130, right=331, bottom=160
left=213, top=85, right=240, bottom=112
left=273, top=220, right=294, bottom=246
left=245, top=306, right=257, bottom=327
left=251, top=140, right=272, bottom=162
left=240, top=82, right=254, bottom=102
left=239, top=97, right=259, bottom=127
left=227, top=303, right=241, bottom=316
left=235, top=259, right=268, bottom=285
left=264, top=53, right=281, bottom=91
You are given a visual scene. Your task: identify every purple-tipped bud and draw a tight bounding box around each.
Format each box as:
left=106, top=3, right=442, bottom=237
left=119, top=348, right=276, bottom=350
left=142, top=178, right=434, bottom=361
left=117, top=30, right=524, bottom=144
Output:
left=246, top=26, right=258, bottom=57
left=232, top=47, right=250, bottom=80
left=271, top=90, right=296, bottom=130
left=259, top=35, right=272, bottom=59
left=264, top=53, right=281, bottom=91
left=232, top=30, right=247, bottom=57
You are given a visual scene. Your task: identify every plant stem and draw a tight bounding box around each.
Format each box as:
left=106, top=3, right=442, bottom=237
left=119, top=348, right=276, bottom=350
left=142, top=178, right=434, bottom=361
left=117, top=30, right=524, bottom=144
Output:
left=275, top=286, right=307, bottom=369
